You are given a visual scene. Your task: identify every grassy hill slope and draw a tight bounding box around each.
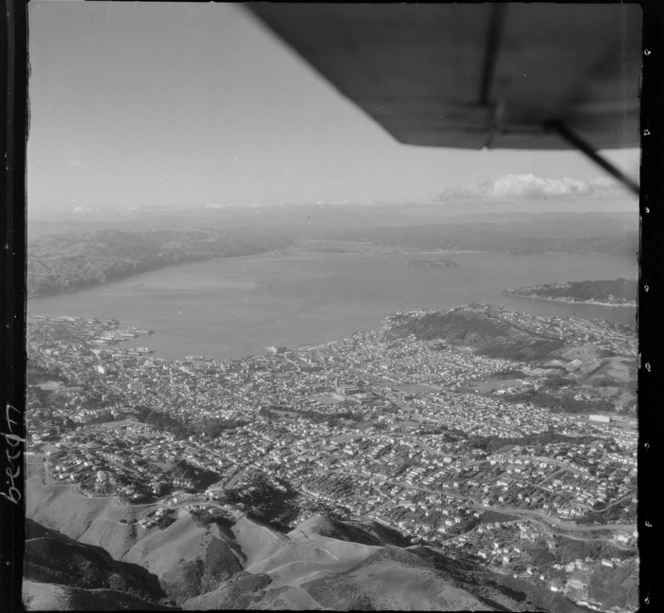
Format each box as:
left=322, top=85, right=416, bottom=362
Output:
left=28, top=228, right=292, bottom=297
left=23, top=519, right=174, bottom=610
left=26, top=461, right=592, bottom=611
left=388, top=303, right=564, bottom=360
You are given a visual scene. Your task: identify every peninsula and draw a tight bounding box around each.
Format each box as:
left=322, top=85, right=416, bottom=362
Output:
left=503, top=279, right=636, bottom=307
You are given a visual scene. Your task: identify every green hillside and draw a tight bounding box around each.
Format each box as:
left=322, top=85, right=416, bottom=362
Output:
left=27, top=228, right=292, bottom=297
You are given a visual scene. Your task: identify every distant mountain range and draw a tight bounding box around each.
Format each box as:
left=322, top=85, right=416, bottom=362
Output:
left=323, top=215, right=637, bottom=257
left=27, top=211, right=637, bottom=300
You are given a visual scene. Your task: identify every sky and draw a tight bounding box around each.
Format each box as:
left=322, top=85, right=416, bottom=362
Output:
left=27, top=1, right=640, bottom=217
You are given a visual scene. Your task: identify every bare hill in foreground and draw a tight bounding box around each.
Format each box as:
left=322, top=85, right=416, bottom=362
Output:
left=22, top=580, right=176, bottom=611
left=23, top=520, right=175, bottom=610
left=24, top=520, right=167, bottom=601
left=25, top=477, right=589, bottom=611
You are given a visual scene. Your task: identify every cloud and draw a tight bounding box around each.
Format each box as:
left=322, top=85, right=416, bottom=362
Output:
left=588, top=175, right=638, bottom=196
left=588, top=176, right=617, bottom=190
left=483, top=174, right=594, bottom=199
left=440, top=174, right=595, bottom=200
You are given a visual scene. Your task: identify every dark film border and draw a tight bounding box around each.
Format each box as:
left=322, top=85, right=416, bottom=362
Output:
left=0, top=0, right=28, bottom=611
left=638, top=2, right=664, bottom=612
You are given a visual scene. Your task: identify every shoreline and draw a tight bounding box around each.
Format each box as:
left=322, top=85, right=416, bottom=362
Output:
left=503, top=292, right=635, bottom=308
left=27, top=245, right=457, bottom=300
left=29, top=244, right=630, bottom=301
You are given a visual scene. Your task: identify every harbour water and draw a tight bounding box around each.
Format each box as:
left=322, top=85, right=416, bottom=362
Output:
left=30, top=251, right=637, bottom=361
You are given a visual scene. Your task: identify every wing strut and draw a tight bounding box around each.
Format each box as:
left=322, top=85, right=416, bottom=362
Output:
left=478, top=4, right=507, bottom=106
left=547, top=120, right=639, bottom=197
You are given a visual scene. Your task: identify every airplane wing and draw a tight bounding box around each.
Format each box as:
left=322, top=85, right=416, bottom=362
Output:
left=248, top=3, right=641, bottom=152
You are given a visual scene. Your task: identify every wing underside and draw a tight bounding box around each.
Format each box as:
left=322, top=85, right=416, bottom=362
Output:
left=248, top=4, right=641, bottom=151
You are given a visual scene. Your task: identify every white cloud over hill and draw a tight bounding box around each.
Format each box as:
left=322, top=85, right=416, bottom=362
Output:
left=440, top=174, right=631, bottom=201
left=486, top=174, right=593, bottom=198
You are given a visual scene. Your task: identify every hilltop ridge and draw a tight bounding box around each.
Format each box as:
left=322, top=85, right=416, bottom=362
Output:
left=387, top=303, right=566, bottom=360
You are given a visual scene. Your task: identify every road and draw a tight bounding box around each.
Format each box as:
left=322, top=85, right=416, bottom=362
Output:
left=471, top=502, right=635, bottom=533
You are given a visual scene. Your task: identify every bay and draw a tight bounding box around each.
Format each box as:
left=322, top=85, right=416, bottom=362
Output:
left=29, top=251, right=637, bottom=361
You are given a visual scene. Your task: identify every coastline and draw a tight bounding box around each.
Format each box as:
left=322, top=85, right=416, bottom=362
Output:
left=503, top=292, right=636, bottom=308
